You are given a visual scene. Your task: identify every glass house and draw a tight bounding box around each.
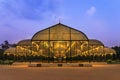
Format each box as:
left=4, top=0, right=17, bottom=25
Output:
left=4, top=23, right=116, bottom=62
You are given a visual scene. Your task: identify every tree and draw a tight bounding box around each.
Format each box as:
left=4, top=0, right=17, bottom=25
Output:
left=1, top=40, right=10, bottom=50
left=112, top=46, right=120, bottom=59
left=0, top=40, right=17, bottom=60
left=0, top=40, right=17, bottom=50
left=0, top=49, right=4, bottom=59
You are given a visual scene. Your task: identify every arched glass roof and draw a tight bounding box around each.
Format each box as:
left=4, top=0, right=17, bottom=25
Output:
left=89, top=39, right=104, bottom=46
left=104, top=47, right=116, bottom=54
left=4, top=48, right=16, bottom=54
left=17, top=39, right=31, bottom=46
left=4, top=47, right=30, bottom=55
left=32, top=23, right=88, bottom=41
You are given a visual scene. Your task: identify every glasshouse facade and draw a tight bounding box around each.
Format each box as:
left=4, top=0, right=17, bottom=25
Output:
left=4, top=23, right=116, bottom=62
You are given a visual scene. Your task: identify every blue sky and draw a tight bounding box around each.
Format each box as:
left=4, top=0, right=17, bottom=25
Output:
left=0, top=0, right=120, bottom=47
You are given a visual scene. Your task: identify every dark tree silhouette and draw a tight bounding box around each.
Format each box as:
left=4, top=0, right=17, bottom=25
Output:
left=0, top=40, right=17, bottom=60
left=0, top=40, right=17, bottom=50
left=1, top=40, right=10, bottom=50
left=112, top=46, right=120, bottom=59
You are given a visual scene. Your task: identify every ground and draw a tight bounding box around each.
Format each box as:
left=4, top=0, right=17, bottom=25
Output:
left=0, top=62, right=120, bottom=80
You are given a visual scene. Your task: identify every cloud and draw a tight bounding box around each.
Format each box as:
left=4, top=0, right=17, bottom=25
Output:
left=86, top=6, right=96, bottom=16
left=0, top=0, right=63, bottom=44
left=0, top=0, right=61, bottom=20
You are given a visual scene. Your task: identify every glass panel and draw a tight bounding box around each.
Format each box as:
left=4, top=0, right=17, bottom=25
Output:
left=32, top=41, right=49, bottom=57
left=32, top=29, right=49, bottom=40
left=71, top=41, right=88, bottom=56
left=50, top=25, right=70, bottom=40
left=88, top=45, right=104, bottom=55
left=52, top=41, right=67, bottom=57
left=71, top=29, right=87, bottom=40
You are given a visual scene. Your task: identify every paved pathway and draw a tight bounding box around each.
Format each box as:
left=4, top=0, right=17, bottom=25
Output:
left=0, top=64, right=120, bottom=80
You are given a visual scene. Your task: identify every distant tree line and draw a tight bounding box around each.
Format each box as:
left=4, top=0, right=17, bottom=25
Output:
left=0, top=40, right=16, bottom=60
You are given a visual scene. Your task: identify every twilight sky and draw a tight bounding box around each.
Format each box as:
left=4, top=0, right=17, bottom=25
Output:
left=0, top=0, right=120, bottom=47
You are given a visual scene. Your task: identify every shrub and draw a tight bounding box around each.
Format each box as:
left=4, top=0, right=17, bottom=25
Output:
left=8, top=60, right=14, bottom=65
left=0, top=60, right=14, bottom=65
left=0, top=60, right=3, bottom=64
left=106, top=59, right=120, bottom=64
left=106, top=59, right=112, bottom=64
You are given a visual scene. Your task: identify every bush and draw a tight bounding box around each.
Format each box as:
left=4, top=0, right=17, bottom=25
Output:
left=106, top=59, right=112, bottom=64
left=107, top=59, right=120, bottom=64
left=4, top=60, right=10, bottom=64
left=0, top=60, right=3, bottom=64
left=0, top=60, right=14, bottom=65
left=9, top=60, right=14, bottom=65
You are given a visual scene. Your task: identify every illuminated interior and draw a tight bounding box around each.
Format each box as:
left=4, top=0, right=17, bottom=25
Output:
left=4, top=23, right=116, bottom=62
